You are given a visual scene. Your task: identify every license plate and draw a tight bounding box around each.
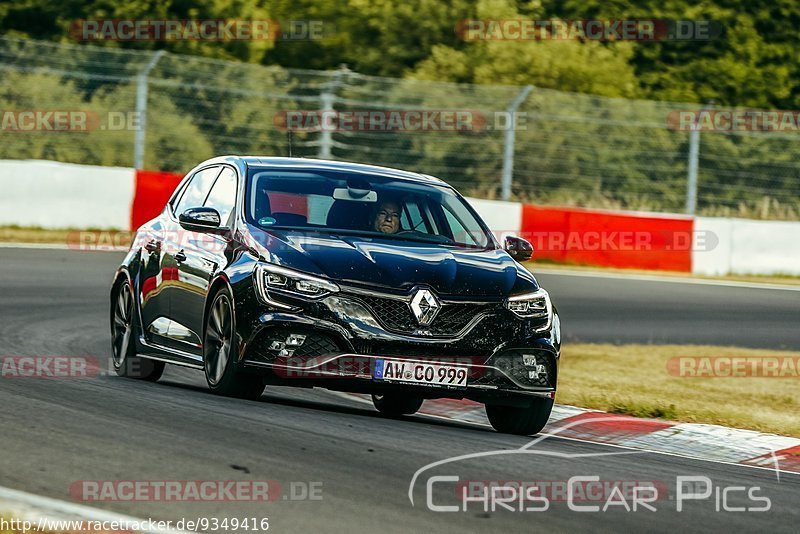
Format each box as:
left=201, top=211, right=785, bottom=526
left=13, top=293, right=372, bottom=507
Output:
left=373, top=359, right=468, bottom=388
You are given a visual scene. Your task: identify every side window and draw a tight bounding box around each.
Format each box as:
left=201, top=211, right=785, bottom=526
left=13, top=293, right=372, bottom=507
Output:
left=443, top=205, right=478, bottom=246
left=400, top=199, right=436, bottom=235
left=174, top=166, right=221, bottom=216
left=204, top=167, right=237, bottom=225
left=401, top=202, right=424, bottom=231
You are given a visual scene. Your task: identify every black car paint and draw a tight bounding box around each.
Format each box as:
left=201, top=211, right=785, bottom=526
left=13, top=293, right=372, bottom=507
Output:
left=112, top=156, right=559, bottom=404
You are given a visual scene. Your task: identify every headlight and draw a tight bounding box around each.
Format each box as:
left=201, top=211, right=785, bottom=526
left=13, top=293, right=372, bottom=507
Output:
left=505, top=288, right=553, bottom=331
left=255, top=264, right=339, bottom=309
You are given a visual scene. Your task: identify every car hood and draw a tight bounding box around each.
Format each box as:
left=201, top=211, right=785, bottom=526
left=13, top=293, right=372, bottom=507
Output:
left=249, top=228, right=538, bottom=298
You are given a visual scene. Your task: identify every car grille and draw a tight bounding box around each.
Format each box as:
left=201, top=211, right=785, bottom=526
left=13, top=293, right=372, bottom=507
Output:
left=352, top=340, right=490, bottom=360
left=351, top=294, right=500, bottom=337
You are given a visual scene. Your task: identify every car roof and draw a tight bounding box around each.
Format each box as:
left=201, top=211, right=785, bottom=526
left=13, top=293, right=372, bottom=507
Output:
left=206, top=156, right=450, bottom=187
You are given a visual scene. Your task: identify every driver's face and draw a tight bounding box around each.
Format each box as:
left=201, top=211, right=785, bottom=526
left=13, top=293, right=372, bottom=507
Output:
left=373, top=202, right=401, bottom=234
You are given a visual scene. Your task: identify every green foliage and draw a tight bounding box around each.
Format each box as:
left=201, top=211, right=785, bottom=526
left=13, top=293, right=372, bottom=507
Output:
left=2, top=0, right=798, bottom=107
left=1, top=0, right=798, bottom=218
left=0, top=71, right=212, bottom=171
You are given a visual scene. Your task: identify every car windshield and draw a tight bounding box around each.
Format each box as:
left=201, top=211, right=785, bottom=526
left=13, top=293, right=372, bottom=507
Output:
left=246, top=169, right=492, bottom=249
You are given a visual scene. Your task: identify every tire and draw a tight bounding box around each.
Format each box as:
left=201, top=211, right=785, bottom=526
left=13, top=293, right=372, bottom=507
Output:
left=111, top=279, right=165, bottom=381
left=372, top=393, right=424, bottom=416
left=203, top=287, right=265, bottom=400
left=485, top=397, right=554, bottom=435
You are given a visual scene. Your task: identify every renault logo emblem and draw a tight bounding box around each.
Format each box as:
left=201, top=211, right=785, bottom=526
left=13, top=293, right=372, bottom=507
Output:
left=410, top=289, right=441, bottom=326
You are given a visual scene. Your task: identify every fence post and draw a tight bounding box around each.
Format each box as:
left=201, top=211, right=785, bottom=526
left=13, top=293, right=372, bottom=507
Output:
left=685, top=102, right=714, bottom=215
left=133, top=50, right=166, bottom=170
left=318, top=65, right=348, bottom=160
left=501, top=85, right=533, bottom=201
left=686, top=122, right=700, bottom=215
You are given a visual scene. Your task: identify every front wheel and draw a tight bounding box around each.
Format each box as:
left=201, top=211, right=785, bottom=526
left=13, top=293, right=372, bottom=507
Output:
left=485, top=396, right=554, bottom=435
left=372, top=393, right=424, bottom=416
left=204, top=288, right=265, bottom=400
left=111, top=279, right=165, bottom=381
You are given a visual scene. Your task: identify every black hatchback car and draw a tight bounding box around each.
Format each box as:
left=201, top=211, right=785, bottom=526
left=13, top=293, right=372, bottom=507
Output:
left=110, top=156, right=561, bottom=435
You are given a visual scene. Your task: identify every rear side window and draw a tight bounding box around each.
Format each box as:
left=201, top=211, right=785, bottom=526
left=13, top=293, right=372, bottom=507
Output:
left=174, top=166, right=221, bottom=216
left=203, top=167, right=237, bottom=225
left=442, top=204, right=479, bottom=246
left=400, top=199, right=436, bottom=235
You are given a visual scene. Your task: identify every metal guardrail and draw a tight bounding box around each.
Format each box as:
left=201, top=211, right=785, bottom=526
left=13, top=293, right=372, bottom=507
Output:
left=1, top=37, right=798, bottom=218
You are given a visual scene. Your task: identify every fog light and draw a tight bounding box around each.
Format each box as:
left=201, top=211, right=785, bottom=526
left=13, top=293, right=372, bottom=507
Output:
left=286, top=334, right=306, bottom=347
left=528, top=363, right=547, bottom=380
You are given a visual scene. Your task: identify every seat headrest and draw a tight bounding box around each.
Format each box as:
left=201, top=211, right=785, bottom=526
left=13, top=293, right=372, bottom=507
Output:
left=326, top=200, right=372, bottom=230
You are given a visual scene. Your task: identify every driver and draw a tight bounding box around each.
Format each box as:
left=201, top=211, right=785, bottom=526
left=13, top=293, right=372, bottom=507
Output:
left=372, top=200, right=401, bottom=234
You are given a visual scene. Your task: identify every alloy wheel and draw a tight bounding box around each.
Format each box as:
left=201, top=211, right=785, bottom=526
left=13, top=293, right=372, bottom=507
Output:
left=205, top=293, right=233, bottom=385
left=112, top=282, right=133, bottom=367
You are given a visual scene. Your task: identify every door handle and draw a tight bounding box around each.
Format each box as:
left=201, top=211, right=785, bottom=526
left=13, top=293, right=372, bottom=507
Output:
left=144, top=240, right=159, bottom=252
left=175, top=250, right=187, bottom=263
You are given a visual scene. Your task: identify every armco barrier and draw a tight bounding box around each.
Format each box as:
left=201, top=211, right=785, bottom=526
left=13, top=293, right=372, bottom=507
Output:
left=2, top=159, right=799, bottom=276
left=0, top=159, right=134, bottom=229
left=693, top=217, right=800, bottom=276
left=520, top=204, right=694, bottom=272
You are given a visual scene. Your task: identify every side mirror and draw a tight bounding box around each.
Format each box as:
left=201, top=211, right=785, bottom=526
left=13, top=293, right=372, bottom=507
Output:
left=179, top=207, right=222, bottom=232
left=504, top=235, right=533, bottom=262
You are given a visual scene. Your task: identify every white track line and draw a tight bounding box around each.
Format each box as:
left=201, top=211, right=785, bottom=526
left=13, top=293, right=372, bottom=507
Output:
left=534, top=267, right=800, bottom=291
left=325, top=391, right=800, bottom=479
left=0, top=485, right=188, bottom=533
left=0, top=242, right=127, bottom=251
left=0, top=242, right=72, bottom=250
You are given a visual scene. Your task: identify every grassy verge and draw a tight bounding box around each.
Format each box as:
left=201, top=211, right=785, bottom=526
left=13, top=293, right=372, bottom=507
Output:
left=1, top=514, right=50, bottom=533
left=0, top=227, right=133, bottom=248
left=559, top=344, right=800, bottom=437
left=0, top=226, right=78, bottom=244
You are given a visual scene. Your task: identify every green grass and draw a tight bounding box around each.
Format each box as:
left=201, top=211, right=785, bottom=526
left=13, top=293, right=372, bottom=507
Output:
left=558, top=344, right=800, bottom=437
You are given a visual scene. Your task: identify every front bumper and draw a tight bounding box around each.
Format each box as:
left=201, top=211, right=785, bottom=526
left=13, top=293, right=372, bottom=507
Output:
left=243, top=351, right=556, bottom=402
left=238, top=290, right=559, bottom=400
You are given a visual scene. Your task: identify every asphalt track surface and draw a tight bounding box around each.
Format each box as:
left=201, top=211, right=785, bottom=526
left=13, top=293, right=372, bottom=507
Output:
left=0, top=248, right=798, bottom=533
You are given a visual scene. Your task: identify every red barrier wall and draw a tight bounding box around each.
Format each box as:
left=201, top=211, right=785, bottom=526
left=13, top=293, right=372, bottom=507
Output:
left=131, top=170, right=184, bottom=230
left=521, top=205, right=693, bottom=272
left=130, top=169, right=694, bottom=272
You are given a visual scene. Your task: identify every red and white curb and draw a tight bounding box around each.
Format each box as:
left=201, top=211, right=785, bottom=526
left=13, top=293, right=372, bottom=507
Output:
left=0, top=485, right=188, bottom=534
left=338, top=393, right=800, bottom=475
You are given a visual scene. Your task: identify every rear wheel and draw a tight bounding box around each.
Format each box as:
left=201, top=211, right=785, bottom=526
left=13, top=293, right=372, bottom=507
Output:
left=485, top=397, right=554, bottom=435
left=111, top=279, right=165, bottom=381
left=372, top=393, right=424, bottom=416
left=204, top=288, right=265, bottom=400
